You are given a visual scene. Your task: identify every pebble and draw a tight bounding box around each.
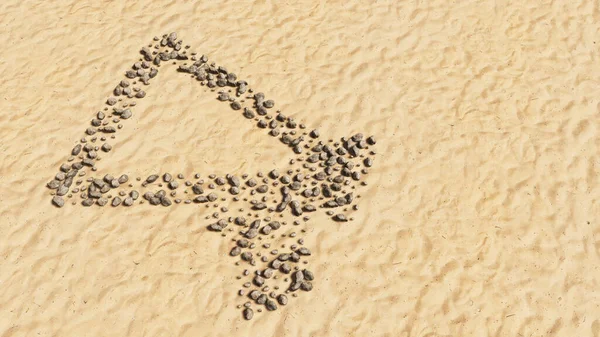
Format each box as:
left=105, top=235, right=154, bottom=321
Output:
left=303, top=269, right=314, bottom=281
left=52, top=196, right=65, bottom=207
left=277, top=294, right=288, bottom=305
left=254, top=275, right=265, bottom=287
left=333, top=214, right=348, bottom=222
left=262, top=268, right=274, bottom=279
left=249, top=290, right=261, bottom=301
left=72, top=144, right=82, bottom=156
left=297, top=247, right=311, bottom=256
left=241, top=252, right=253, bottom=261
left=280, top=263, right=291, bottom=274
left=101, top=143, right=112, bottom=152
left=265, top=299, right=277, bottom=311
left=243, top=308, right=253, bottom=320
left=82, top=198, right=94, bottom=207
left=257, top=294, right=267, bottom=305
left=47, top=180, right=60, bottom=189
left=230, top=247, right=242, bottom=256
left=112, top=197, right=122, bottom=207
left=300, top=281, right=313, bottom=291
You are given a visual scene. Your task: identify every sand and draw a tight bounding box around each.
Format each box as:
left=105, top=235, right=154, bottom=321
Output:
left=1, top=0, right=600, bottom=336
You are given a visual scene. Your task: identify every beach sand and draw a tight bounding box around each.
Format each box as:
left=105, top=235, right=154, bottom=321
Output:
left=1, top=0, right=600, bottom=336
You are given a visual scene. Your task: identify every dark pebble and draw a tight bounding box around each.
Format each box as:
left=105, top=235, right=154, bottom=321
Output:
left=243, top=308, right=253, bottom=320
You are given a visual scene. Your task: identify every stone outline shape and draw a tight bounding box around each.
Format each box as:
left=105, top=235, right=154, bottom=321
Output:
left=46, top=32, right=377, bottom=320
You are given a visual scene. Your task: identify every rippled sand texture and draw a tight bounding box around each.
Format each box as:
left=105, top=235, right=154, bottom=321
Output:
left=1, top=0, right=600, bottom=336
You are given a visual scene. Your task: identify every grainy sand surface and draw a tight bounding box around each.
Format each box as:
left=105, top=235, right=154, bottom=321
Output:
left=1, top=1, right=600, bottom=336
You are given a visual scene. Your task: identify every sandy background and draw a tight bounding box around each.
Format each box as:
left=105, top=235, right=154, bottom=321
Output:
left=1, top=0, right=600, bottom=336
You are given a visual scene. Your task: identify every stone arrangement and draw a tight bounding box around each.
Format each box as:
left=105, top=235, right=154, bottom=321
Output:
left=46, top=32, right=377, bottom=320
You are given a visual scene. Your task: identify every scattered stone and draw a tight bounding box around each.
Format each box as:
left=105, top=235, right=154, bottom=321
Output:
left=112, top=197, right=122, bottom=207
left=333, top=214, right=348, bottom=222
left=265, top=299, right=277, bottom=311
left=52, top=196, right=65, bottom=207
left=243, top=308, right=254, bottom=320
left=230, top=247, right=242, bottom=256
left=277, top=294, right=288, bottom=305
left=82, top=198, right=94, bottom=207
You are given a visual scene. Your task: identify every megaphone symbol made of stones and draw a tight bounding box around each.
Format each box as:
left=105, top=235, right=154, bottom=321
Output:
left=45, top=32, right=378, bottom=320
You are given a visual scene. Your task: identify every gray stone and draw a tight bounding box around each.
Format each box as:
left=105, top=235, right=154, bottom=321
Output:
left=52, top=196, right=65, bottom=207
left=265, top=299, right=277, bottom=311
left=277, top=294, right=288, bottom=305
left=112, top=197, right=122, bottom=207
left=230, top=247, right=242, bottom=256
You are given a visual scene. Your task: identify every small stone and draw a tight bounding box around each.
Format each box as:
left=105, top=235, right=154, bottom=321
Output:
left=192, top=184, right=204, bottom=194
left=230, top=247, right=242, bottom=256
left=101, top=143, right=112, bottom=152
left=300, top=281, right=313, bottom=291
left=243, top=308, right=254, bottom=320
left=254, top=275, right=265, bottom=287
left=265, top=299, right=277, bottom=311
left=256, top=185, right=268, bottom=193
left=72, top=144, right=82, bottom=156
left=56, top=185, right=68, bottom=196
left=249, top=290, right=261, bottom=300
left=52, top=196, right=65, bottom=207
left=81, top=198, right=94, bottom=207
left=262, top=268, right=274, bottom=279
left=47, top=180, right=60, bottom=189
left=297, top=247, right=311, bottom=256
left=112, top=197, right=122, bottom=207
left=271, top=259, right=282, bottom=269
left=118, top=174, right=129, bottom=184
left=333, top=214, right=348, bottom=222
left=241, top=252, right=253, bottom=261
left=217, top=92, right=230, bottom=101
left=261, top=225, right=272, bottom=235
left=280, top=263, right=291, bottom=274
left=277, top=294, right=288, bottom=305
left=121, top=109, right=132, bottom=119
left=246, top=228, right=259, bottom=239
left=256, top=294, right=267, bottom=305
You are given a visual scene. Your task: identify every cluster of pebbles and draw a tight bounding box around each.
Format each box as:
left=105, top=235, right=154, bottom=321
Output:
left=46, top=33, right=377, bottom=320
